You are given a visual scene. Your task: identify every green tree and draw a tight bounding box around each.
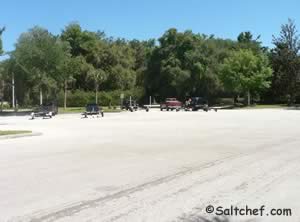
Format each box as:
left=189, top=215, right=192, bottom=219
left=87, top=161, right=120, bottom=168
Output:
left=61, top=23, right=86, bottom=57
left=270, top=19, right=300, bottom=104
left=104, top=39, right=136, bottom=91
left=62, top=57, right=84, bottom=108
left=86, top=65, right=107, bottom=104
left=145, top=29, right=233, bottom=101
left=55, top=39, right=86, bottom=109
left=237, top=31, right=265, bottom=54
left=83, top=32, right=108, bottom=104
left=60, top=23, right=149, bottom=102
left=14, top=26, right=68, bottom=105
left=129, top=39, right=155, bottom=87
left=220, top=49, right=273, bottom=106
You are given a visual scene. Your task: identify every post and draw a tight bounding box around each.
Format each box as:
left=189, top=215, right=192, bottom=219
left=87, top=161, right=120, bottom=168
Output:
left=130, top=96, right=132, bottom=107
left=247, top=90, right=251, bottom=106
left=95, top=82, right=99, bottom=105
left=0, top=80, right=4, bottom=112
left=64, top=80, right=67, bottom=109
left=149, top=96, right=152, bottom=108
left=40, top=88, right=43, bottom=105
left=12, top=72, right=15, bottom=108
left=120, top=93, right=124, bottom=109
left=95, top=89, right=98, bottom=105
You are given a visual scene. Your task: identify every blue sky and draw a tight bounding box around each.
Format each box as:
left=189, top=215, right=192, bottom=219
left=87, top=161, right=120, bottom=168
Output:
left=1, top=0, right=300, bottom=52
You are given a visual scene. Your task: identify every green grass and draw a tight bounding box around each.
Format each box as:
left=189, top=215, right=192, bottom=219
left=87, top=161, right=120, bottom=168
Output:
left=0, top=130, right=32, bottom=136
left=58, top=107, right=85, bottom=113
left=58, top=107, right=121, bottom=114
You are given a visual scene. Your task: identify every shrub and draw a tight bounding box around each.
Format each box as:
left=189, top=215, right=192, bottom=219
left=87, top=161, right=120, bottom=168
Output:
left=57, top=87, right=145, bottom=107
left=0, top=101, right=10, bottom=110
left=57, top=90, right=94, bottom=107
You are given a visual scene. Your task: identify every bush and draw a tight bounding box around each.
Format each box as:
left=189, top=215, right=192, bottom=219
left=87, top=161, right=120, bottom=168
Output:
left=57, top=90, right=94, bottom=107
left=58, top=87, right=145, bottom=107
left=0, top=101, right=10, bottom=110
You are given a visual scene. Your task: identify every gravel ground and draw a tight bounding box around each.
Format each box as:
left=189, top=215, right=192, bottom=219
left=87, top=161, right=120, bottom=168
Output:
left=0, top=109, right=299, bottom=222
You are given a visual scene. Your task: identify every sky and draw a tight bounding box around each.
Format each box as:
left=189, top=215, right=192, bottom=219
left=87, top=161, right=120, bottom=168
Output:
left=1, top=0, right=300, bottom=53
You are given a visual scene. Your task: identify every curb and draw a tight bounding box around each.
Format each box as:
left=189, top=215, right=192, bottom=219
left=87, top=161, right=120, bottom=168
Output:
left=0, top=132, right=43, bottom=140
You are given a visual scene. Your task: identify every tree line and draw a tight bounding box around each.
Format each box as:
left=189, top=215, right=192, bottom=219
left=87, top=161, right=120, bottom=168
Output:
left=0, top=19, right=300, bottom=108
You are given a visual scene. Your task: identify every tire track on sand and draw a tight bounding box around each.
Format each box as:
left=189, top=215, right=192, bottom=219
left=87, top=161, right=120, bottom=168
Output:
left=15, top=139, right=297, bottom=222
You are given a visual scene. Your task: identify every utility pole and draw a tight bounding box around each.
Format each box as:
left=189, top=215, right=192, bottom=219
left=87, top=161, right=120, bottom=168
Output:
left=12, top=72, right=15, bottom=108
left=0, top=80, right=4, bottom=112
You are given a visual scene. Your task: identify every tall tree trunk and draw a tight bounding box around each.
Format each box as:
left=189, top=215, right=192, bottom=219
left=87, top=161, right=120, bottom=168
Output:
left=247, top=90, right=251, bottom=106
left=40, top=88, right=43, bottom=105
left=64, top=80, right=67, bottom=109
left=95, top=84, right=98, bottom=105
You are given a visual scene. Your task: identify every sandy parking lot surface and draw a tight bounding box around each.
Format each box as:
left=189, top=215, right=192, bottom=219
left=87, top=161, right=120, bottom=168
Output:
left=0, top=109, right=300, bottom=222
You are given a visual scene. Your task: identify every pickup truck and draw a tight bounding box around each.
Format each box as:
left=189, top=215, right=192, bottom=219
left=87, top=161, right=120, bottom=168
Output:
left=160, top=98, right=182, bottom=111
left=31, top=103, right=58, bottom=119
left=82, top=104, right=104, bottom=118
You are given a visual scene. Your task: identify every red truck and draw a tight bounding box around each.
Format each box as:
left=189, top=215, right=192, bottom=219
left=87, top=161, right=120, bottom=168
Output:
left=160, top=98, right=182, bottom=111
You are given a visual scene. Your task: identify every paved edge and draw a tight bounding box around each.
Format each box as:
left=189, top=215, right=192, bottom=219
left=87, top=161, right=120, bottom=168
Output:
left=0, top=132, right=43, bottom=140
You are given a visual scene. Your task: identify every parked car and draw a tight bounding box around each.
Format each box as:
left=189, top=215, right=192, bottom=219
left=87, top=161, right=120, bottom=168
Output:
left=185, top=97, right=209, bottom=111
left=160, top=98, right=182, bottom=111
left=82, top=104, right=104, bottom=118
left=31, top=102, right=58, bottom=119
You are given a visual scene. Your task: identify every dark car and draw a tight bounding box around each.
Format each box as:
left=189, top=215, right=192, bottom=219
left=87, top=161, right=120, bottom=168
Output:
left=82, top=104, right=104, bottom=118
left=31, top=102, right=58, bottom=119
left=185, top=97, right=209, bottom=111
left=122, top=99, right=138, bottom=112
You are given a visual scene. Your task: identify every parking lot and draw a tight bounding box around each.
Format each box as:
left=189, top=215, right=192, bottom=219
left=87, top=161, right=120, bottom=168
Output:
left=0, top=109, right=300, bottom=222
